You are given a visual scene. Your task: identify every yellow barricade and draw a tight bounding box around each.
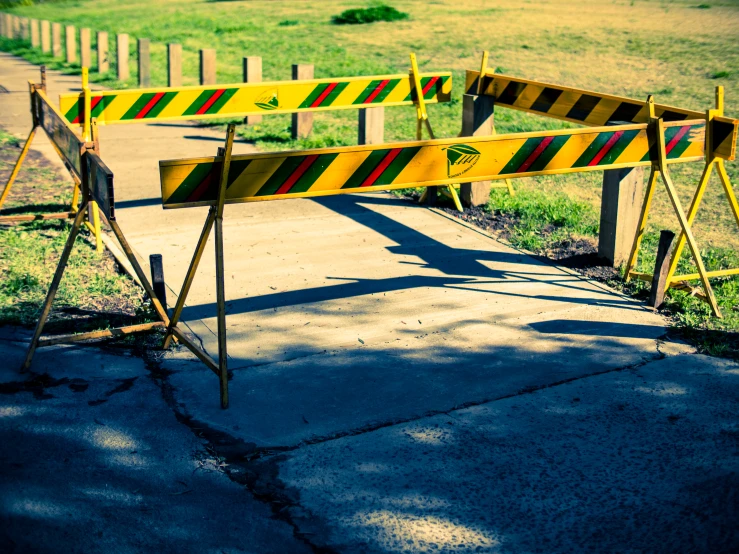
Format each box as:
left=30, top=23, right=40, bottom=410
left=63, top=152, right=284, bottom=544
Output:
left=157, top=94, right=732, bottom=407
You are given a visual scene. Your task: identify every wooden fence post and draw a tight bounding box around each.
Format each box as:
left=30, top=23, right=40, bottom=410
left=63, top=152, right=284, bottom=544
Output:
left=648, top=230, right=676, bottom=309
left=52, top=22, right=62, bottom=58
left=291, top=63, right=314, bottom=139
left=116, top=33, right=129, bottom=80
left=30, top=19, right=39, bottom=48
left=21, top=18, right=30, bottom=42
left=200, top=48, right=216, bottom=85
left=138, top=38, right=150, bottom=87
left=243, top=56, right=262, bottom=124
left=598, top=166, right=644, bottom=266
left=460, top=93, right=494, bottom=207
left=40, top=20, right=50, bottom=53
left=97, top=31, right=109, bottom=74
left=13, top=15, right=20, bottom=40
left=167, top=43, right=182, bottom=87
left=80, top=28, right=91, bottom=68
left=358, top=107, right=384, bottom=145
left=65, top=25, right=76, bottom=64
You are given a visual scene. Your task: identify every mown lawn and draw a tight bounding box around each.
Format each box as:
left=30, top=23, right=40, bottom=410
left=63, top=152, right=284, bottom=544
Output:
left=1, top=0, right=737, bottom=344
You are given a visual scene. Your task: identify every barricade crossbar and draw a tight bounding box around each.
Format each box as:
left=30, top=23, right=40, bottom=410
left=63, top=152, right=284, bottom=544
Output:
left=465, top=69, right=737, bottom=161
left=59, top=72, right=453, bottom=126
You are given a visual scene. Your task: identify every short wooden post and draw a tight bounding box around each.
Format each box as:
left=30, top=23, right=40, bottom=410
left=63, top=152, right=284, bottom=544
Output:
left=358, top=107, right=384, bottom=145
left=13, top=16, right=21, bottom=40
left=291, top=63, right=314, bottom=139
left=65, top=25, right=76, bottom=63
left=460, top=93, right=494, bottom=207
left=598, top=166, right=645, bottom=266
left=648, top=230, right=676, bottom=309
left=149, top=254, right=167, bottom=311
left=97, top=31, right=109, bottom=74
left=138, top=38, right=150, bottom=87
left=21, top=18, right=30, bottom=42
left=30, top=19, right=39, bottom=48
left=242, top=56, right=262, bottom=124
left=167, top=43, right=182, bottom=87
left=0, top=15, right=6, bottom=39
left=200, top=48, right=216, bottom=85
left=41, top=20, right=51, bottom=53
left=52, top=23, right=62, bottom=58
left=116, top=33, right=129, bottom=81
left=80, top=28, right=91, bottom=68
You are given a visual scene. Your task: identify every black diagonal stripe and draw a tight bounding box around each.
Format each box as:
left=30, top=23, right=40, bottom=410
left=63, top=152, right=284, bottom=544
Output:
left=608, top=102, right=642, bottom=124
left=660, top=110, right=689, bottom=122
left=566, top=94, right=602, bottom=122
left=712, top=120, right=735, bottom=150
left=530, top=87, right=563, bottom=114
left=496, top=81, right=527, bottom=106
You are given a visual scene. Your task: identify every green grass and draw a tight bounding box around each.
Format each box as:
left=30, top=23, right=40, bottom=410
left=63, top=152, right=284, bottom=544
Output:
left=0, top=128, right=151, bottom=330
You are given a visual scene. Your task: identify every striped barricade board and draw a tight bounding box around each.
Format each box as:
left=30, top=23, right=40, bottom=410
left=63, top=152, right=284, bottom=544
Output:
left=465, top=71, right=737, bottom=161
left=160, top=119, right=705, bottom=209
left=34, top=87, right=84, bottom=178
left=59, top=73, right=452, bottom=126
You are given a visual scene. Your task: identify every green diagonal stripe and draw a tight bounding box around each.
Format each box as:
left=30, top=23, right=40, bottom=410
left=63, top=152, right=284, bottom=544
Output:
left=528, top=135, right=571, bottom=172
left=572, top=132, right=613, bottom=168
left=375, top=147, right=421, bottom=186
left=145, top=91, right=178, bottom=119
left=65, top=100, right=80, bottom=123
left=500, top=138, right=542, bottom=174
left=299, top=83, right=330, bottom=109
left=92, top=96, right=110, bottom=118
left=256, top=157, right=305, bottom=196
left=290, top=154, right=339, bottom=193
left=370, top=79, right=400, bottom=104
left=353, top=80, right=384, bottom=105
left=598, top=129, right=640, bottom=165
left=183, top=89, right=217, bottom=116
left=121, top=93, right=158, bottom=120
left=166, top=163, right=214, bottom=205
left=320, top=82, right=349, bottom=107
left=342, top=150, right=391, bottom=188
left=208, top=88, right=238, bottom=114
left=666, top=125, right=698, bottom=160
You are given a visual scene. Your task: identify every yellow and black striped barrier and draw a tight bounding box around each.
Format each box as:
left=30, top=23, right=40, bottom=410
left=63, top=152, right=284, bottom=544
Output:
left=59, top=71, right=453, bottom=126
left=465, top=70, right=737, bottom=161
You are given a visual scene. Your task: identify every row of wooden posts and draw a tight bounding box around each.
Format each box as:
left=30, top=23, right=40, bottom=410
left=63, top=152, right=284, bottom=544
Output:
left=0, top=13, right=356, bottom=142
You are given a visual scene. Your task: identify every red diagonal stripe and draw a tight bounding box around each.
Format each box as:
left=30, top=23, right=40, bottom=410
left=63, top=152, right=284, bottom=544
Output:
left=186, top=171, right=214, bottom=203
left=363, top=80, right=390, bottom=104
left=134, top=92, right=165, bottom=119
left=360, top=149, right=402, bottom=187
left=588, top=130, right=624, bottom=167
left=196, top=89, right=225, bottom=115
left=275, top=155, right=319, bottom=195
left=422, top=76, right=439, bottom=96
left=311, top=83, right=338, bottom=108
left=665, top=125, right=690, bottom=155
left=77, top=96, right=104, bottom=124
left=518, top=136, right=555, bottom=172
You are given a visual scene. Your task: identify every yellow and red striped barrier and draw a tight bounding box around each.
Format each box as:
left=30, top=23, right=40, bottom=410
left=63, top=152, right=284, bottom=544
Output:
left=160, top=119, right=705, bottom=208
left=59, top=72, right=452, bottom=126
left=465, top=70, right=737, bottom=161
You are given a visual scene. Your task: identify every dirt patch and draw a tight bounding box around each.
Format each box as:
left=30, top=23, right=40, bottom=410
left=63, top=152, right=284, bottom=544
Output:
left=439, top=205, right=620, bottom=283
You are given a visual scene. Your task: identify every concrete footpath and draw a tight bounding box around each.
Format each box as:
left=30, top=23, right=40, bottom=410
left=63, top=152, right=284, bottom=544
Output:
left=2, top=53, right=738, bottom=553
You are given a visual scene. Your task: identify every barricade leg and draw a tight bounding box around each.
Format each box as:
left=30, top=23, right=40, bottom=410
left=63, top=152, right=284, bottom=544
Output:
left=22, top=205, right=88, bottom=371
left=0, top=127, right=37, bottom=210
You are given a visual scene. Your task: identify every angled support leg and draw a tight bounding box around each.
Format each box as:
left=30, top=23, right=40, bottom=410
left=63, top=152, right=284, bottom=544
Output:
left=21, top=203, right=88, bottom=371
left=0, top=127, right=37, bottom=210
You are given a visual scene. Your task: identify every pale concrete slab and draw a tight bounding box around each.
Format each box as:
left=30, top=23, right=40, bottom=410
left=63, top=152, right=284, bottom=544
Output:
left=274, top=353, right=739, bottom=553
left=0, top=334, right=310, bottom=554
